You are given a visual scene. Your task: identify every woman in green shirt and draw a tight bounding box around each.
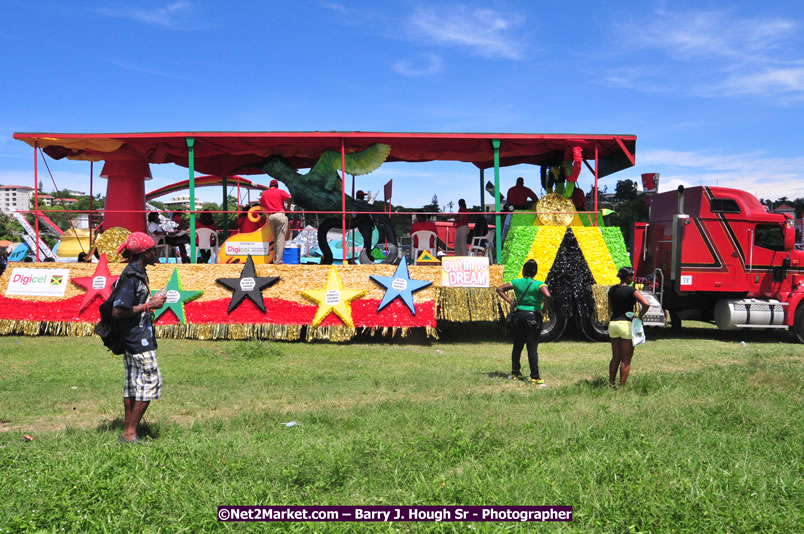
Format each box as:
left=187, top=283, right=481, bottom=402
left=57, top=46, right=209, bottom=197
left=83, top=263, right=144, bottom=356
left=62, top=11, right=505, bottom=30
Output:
left=496, top=259, right=552, bottom=384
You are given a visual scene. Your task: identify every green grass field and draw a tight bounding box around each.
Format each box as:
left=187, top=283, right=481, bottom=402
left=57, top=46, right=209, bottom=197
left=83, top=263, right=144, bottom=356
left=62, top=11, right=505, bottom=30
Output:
left=1, top=324, right=802, bottom=533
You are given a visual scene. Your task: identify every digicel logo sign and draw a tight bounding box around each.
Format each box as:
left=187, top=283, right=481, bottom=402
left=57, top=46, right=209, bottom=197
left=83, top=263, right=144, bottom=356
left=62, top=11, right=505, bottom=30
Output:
left=5, top=268, right=71, bottom=297
left=12, top=273, right=48, bottom=285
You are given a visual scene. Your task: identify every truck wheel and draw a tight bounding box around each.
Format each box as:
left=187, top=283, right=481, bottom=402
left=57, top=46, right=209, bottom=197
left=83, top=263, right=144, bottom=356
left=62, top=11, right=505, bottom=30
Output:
left=792, top=305, right=804, bottom=343
left=576, top=313, right=610, bottom=342
left=540, top=304, right=567, bottom=343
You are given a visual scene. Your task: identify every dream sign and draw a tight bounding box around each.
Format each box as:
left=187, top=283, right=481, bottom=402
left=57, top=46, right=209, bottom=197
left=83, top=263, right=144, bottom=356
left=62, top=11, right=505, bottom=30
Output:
left=441, top=257, right=489, bottom=288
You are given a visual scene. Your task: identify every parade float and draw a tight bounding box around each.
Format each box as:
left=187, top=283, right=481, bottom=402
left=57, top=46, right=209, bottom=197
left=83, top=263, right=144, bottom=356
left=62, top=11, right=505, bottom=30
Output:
left=1, top=131, right=637, bottom=342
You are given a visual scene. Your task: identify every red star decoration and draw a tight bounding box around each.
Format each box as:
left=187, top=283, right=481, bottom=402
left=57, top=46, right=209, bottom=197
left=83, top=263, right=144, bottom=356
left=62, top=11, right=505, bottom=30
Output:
left=71, top=255, right=119, bottom=314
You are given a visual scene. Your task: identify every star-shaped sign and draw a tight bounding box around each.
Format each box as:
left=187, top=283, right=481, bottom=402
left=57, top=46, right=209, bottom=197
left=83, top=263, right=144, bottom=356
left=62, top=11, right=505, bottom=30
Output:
left=215, top=256, right=279, bottom=313
left=369, top=256, right=432, bottom=315
left=150, top=267, right=203, bottom=324
left=71, top=255, right=119, bottom=313
left=301, top=266, right=366, bottom=327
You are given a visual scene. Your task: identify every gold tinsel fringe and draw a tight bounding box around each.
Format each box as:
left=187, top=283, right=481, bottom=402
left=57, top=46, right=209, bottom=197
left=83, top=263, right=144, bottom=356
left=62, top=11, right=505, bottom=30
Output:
left=0, top=319, right=445, bottom=343
left=592, top=285, right=612, bottom=323
left=0, top=320, right=96, bottom=336
left=306, top=325, right=356, bottom=342
left=154, top=323, right=303, bottom=341
left=591, top=284, right=641, bottom=323
left=437, top=288, right=506, bottom=322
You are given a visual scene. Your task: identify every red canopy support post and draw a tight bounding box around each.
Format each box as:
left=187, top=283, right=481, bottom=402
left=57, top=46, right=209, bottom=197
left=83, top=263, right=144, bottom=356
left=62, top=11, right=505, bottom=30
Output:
left=33, top=141, right=39, bottom=262
left=350, top=173, right=355, bottom=261
left=492, top=139, right=502, bottom=261
left=594, top=143, right=599, bottom=227
left=89, top=161, right=94, bottom=248
left=187, top=137, right=196, bottom=263
left=341, top=139, right=347, bottom=264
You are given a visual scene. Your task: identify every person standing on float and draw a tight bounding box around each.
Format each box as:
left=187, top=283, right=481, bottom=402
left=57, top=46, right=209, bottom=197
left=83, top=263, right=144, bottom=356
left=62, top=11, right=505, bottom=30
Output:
left=454, top=199, right=470, bottom=256
left=259, top=179, right=292, bottom=264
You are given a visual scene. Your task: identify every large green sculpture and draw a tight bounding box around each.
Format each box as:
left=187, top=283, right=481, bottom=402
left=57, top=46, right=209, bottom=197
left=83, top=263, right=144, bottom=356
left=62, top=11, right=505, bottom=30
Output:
left=241, top=144, right=397, bottom=264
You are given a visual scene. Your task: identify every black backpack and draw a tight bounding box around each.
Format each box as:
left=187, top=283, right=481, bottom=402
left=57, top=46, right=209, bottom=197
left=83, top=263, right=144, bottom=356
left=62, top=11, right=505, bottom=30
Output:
left=93, top=269, right=146, bottom=355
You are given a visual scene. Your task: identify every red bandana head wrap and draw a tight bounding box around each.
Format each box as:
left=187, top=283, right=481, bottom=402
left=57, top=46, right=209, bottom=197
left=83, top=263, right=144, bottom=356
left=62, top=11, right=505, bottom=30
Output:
left=117, top=232, right=155, bottom=256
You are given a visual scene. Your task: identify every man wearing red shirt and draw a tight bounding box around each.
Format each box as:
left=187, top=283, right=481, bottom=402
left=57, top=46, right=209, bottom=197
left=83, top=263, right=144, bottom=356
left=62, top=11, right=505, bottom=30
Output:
left=259, top=179, right=292, bottom=264
left=506, top=177, right=538, bottom=209
left=454, top=199, right=470, bottom=256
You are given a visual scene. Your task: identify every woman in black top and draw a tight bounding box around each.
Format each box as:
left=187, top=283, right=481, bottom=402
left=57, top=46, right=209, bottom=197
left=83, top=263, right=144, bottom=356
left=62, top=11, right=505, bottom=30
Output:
left=607, top=267, right=650, bottom=388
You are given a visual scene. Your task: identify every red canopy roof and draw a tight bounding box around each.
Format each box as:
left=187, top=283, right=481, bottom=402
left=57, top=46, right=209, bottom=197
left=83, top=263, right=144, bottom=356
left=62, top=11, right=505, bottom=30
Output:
left=13, top=131, right=636, bottom=178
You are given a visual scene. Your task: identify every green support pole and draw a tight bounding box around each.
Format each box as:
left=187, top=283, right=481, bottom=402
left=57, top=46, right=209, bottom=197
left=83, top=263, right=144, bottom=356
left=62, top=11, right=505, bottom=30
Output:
left=222, top=175, right=229, bottom=241
left=187, top=137, right=196, bottom=263
left=492, top=140, right=502, bottom=261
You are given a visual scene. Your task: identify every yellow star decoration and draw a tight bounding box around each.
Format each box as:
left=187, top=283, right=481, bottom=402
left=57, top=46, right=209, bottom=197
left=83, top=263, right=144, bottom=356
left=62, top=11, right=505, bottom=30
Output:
left=301, top=266, right=366, bottom=328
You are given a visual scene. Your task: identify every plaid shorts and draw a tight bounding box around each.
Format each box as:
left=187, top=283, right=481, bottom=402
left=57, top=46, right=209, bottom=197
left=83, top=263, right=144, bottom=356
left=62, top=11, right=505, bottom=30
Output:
left=123, top=350, right=162, bottom=401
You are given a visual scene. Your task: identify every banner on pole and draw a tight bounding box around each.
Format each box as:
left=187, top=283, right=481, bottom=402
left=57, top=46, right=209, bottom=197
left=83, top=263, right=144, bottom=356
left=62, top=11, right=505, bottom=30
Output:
left=384, top=179, right=393, bottom=202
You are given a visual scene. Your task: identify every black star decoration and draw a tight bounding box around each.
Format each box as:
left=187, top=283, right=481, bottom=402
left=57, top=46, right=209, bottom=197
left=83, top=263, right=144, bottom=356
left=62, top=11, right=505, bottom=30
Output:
left=215, top=255, right=279, bottom=313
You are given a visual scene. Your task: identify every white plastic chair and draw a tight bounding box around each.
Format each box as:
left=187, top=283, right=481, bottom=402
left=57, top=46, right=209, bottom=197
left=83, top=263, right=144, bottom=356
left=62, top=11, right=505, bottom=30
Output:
left=469, top=231, right=494, bottom=262
left=195, top=228, right=219, bottom=263
left=148, top=234, right=173, bottom=262
left=411, top=230, right=437, bottom=265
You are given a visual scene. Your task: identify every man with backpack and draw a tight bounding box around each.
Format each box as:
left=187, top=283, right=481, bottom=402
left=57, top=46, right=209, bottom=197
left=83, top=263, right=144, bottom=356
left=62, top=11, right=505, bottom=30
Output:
left=110, top=232, right=166, bottom=444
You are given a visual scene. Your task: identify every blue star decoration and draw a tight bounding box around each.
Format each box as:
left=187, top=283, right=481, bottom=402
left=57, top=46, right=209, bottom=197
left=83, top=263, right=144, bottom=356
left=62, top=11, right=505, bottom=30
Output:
left=150, top=267, right=203, bottom=324
left=215, top=255, right=279, bottom=313
left=369, top=256, right=432, bottom=315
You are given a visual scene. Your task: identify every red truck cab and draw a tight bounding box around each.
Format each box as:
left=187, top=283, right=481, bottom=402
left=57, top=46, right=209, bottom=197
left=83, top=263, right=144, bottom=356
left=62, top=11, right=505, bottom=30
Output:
left=633, top=186, right=804, bottom=341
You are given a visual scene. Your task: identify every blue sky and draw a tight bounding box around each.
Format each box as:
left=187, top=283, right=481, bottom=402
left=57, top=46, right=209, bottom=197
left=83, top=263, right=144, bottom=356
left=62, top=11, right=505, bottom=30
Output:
left=2, top=0, right=804, bottom=209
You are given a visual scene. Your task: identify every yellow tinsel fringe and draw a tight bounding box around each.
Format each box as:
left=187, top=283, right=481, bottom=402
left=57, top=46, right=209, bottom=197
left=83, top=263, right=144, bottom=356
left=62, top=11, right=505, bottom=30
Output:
left=574, top=228, right=620, bottom=285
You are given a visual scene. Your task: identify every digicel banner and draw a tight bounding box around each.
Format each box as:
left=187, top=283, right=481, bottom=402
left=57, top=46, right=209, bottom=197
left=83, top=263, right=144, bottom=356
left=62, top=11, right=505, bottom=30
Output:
left=5, top=268, right=71, bottom=297
left=440, top=257, right=489, bottom=288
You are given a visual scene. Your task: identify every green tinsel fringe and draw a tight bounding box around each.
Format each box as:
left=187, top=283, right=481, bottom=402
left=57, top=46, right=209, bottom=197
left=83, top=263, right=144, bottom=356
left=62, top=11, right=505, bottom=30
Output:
left=501, top=226, right=540, bottom=283
left=510, top=210, right=538, bottom=228
left=600, top=228, right=632, bottom=270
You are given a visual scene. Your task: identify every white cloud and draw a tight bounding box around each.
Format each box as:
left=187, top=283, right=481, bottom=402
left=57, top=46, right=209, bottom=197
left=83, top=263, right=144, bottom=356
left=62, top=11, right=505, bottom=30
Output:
left=636, top=148, right=804, bottom=199
left=110, top=59, right=188, bottom=81
left=95, top=1, right=193, bottom=29
left=720, top=67, right=804, bottom=96
left=321, top=2, right=348, bottom=14
left=393, top=53, right=443, bottom=77
left=404, top=6, right=525, bottom=60
left=632, top=9, right=796, bottom=61
left=612, top=8, right=804, bottom=98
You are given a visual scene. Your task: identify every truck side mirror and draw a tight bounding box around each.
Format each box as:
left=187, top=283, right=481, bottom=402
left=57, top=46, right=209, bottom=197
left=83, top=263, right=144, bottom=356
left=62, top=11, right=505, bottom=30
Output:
left=784, top=219, right=795, bottom=251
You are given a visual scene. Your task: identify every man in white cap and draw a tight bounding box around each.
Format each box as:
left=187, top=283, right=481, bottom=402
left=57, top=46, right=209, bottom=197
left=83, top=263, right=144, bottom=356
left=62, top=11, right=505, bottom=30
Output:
left=259, top=179, right=292, bottom=264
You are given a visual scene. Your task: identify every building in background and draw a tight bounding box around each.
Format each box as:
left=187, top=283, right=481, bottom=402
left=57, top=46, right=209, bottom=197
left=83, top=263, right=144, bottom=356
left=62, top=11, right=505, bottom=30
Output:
left=0, top=185, right=34, bottom=213
left=163, top=194, right=202, bottom=212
